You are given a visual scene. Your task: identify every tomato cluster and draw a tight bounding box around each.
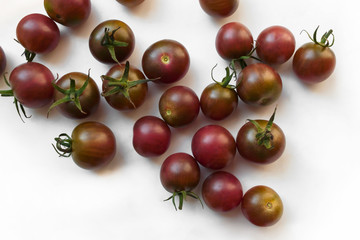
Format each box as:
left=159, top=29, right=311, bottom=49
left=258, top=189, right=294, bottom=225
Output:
left=0, top=0, right=336, bottom=229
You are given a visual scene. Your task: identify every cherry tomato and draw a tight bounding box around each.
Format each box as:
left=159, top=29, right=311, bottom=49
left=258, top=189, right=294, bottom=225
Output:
left=16, top=13, right=60, bottom=54
left=89, top=20, right=135, bottom=64
left=102, top=62, right=148, bottom=111
left=199, top=0, right=239, bottom=18
left=8, top=62, right=54, bottom=108
left=256, top=25, right=296, bottom=65
left=142, top=39, right=190, bottom=84
left=132, top=116, right=171, bottom=157
left=159, top=86, right=199, bottom=128
left=160, top=152, right=202, bottom=210
left=236, top=63, right=282, bottom=106
left=50, top=72, right=100, bottom=119
left=241, top=185, right=283, bottom=227
left=293, top=27, right=336, bottom=83
left=191, top=125, right=236, bottom=169
left=202, top=171, right=243, bottom=212
left=44, top=0, right=91, bottom=27
left=116, top=0, right=144, bottom=7
left=0, top=47, right=6, bottom=75
left=53, top=121, right=116, bottom=170
left=216, top=22, right=253, bottom=61
left=236, top=108, right=286, bottom=164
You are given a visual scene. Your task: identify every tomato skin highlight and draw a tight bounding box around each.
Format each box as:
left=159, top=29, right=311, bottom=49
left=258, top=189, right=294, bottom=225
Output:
left=44, top=0, right=91, bottom=27
left=142, top=39, right=190, bottom=84
left=256, top=25, right=296, bottom=65
left=215, top=22, right=253, bottom=60
left=16, top=13, right=60, bottom=54
left=292, top=42, right=336, bottom=83
left=241, top=185, right=283, bottom=227
left=202, top=171, right=243, bottom=212
left=132, top=116, right=171, bottom=157
left=236, top=120, right=286, bottom=164
left=191, top=125, right=236, bottom=170
left=9, top=62, right=54, bottom=108
left=71, top=121, right=117, bottom=170
left=199, top=0, right=239, bottom=18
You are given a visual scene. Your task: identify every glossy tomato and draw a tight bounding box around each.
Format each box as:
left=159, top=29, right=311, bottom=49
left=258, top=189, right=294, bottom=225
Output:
left=132, top=116, right=171, bottom=157
left=292, top=27, right=336, bottom=83
left=142, top=39, right=190, bottom=84
left=199, top=0, right=239, bottom=18
left=191, top=125, right=236, bottom=169
left=256, top=25, right=296, bottom=65
left=241, top=185, right=283, bottom=227
left=216, top=22, right=253, bottom=60
left=44, top=0, right=91, bottom=27
left=89, top=20, right=135, bottom=64
left=160, top=152, right=202, bottom=210
left=116, top=0, right=144, bottom=7
left=102, top=62, right=148, bottom=111
left=16, top=13, right=60, bottom=54
left=159, top=86, right=199, bottom=128
left=0, top=47, right=6, bottom=75
left=53, top=121, right=116, bottom=170
left=202, top=171, right=243, bottom=212
left=50, top=72, right=100, bottom=119
left=236, top=63, right=282, bottom=106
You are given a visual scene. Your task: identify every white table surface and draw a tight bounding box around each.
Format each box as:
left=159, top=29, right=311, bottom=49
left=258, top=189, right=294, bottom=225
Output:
left=0, top=0, right=357, bottom=239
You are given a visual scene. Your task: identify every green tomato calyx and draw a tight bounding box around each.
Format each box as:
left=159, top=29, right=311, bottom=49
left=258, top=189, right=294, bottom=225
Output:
left=52, top=133, right=73, bottom=157
left=164, top=190, right=204, bottom=211
left=101, top=27, right=129, bottom=64
left=301, top=26, right=335, bottom=48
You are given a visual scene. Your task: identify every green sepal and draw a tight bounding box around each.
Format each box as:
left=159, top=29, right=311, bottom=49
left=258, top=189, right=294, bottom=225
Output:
left=52, top=133, right=73, bottom=157
left=164, top=190, right=203, bottom=211
left=301, top=26, right=335, bottom=48
left=101, top=27, right=129, bottom=64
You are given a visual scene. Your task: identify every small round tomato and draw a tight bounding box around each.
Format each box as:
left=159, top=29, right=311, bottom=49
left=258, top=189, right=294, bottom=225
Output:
left=102, top=62, right=148, bottom=111
left=89, top=20, right=135, bottom=64
left=53, top=121, right=116, bottom=170
left=8, top=62, right=54, bottom=108
left=0, top=47, right=6, bottom=75
left=133, top=116, right=171, bottom=157
left=49, top=72, right=100, bottom=119
left=241, top=185, right=283, bottom=227
left=202, top=171, right=243, bottom=212
left=191, top=125, right=236, bottom=169
left=236, top=108, right=286, bottom=164
left=44, top=0, right=91, bottom=27
left=116, top=0, right=144, bottom=7
left=16, top=13, right=60, bottom=54
left=159, top=86, right=199, bottom=128
left=216, top=22, right=253, bottom=61
left=236, top=63, right=282, bottom=106
left=160, top=152, right=202, bottom=210
left=256, top=25, right=296, bottom=65
left=142, top=39, right=190, bottom=84
left=199, top=0, right=239, bottom=18
left=293, top=27, right=336, bottom=83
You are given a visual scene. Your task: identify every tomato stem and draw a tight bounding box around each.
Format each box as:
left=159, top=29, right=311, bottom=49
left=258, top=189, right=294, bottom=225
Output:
left=164, top=190, right=203, bottom=211
left=301, top=26, right=335, bottom=48
left=52, top=133, right=73, bottom=157
left=210, top=64, right=236, bottom=89
left=101, top=27, right=129, bottom=64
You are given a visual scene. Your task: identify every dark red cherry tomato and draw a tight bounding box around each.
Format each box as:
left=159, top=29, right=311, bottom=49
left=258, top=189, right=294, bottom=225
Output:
left=53, top=121, right=116, bottom=170
left=89, top=20, right=135, bottom=64
left=236, top=108, right=286, bottom=164
left=192, top=125, right=236, bottom=169
left=293, top=27, right=336, bottom=83
left=159, top=86, right=199, bottom=128
left=160, top=152, right=202, bottom=210
left=133, top=116, right=171, bottom=157
left=216, top=22, right=253, bottom=61
left=241, top=185, right=283, bottom=227
left=0, top=47, right=6, bottom=75
left=50, top=72, right=100, bottom=119
left=236, top=63, right=282, bottom=106
left=16, top=13, right=60, bottom=54
left=102, top=62, right=148, bottom=111
left=256, top=25, right=296, bottom=65
left=202, top=171, right=243, bottom=212
left=142, top=39, right=190, bottom=84
left=199, top=0, right=239, bottom=18
left=44, top=0, right=91, bottom=27
left=116, top=0, right=144, bottom=7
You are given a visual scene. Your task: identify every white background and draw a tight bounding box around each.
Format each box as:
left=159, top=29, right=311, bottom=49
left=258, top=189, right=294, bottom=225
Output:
left=0, top=0, right=358, bottom=239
